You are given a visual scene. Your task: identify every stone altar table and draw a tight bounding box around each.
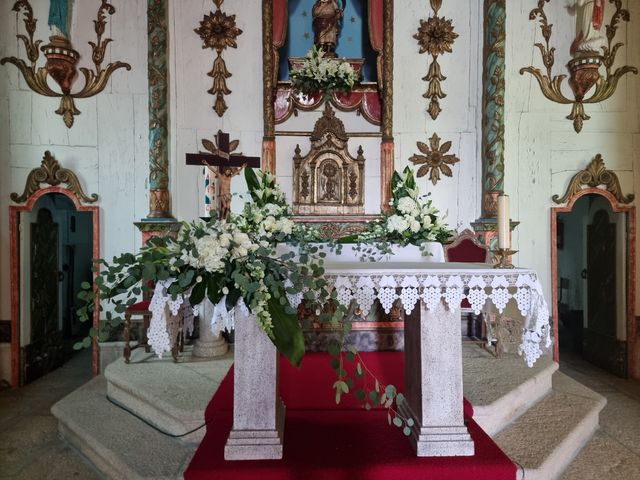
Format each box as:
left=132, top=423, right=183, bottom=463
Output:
left=147, top=263, right=551, bottom=460
left=313, top=262, right=551, bottom=457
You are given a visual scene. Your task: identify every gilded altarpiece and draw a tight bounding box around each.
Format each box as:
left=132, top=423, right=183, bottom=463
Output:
left=262, top=0, right=394, bottom=213
left=293, top=105, right=365, bottom=215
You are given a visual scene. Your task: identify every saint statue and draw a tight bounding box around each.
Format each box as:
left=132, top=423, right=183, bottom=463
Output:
left=312, top=0, right=344, bottom=57
left=567, top=0, right=607, bottom=57
left=48, top=0, right=73, bottom=38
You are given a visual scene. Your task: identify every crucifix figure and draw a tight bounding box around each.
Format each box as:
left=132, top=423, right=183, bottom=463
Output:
left=186, top=131, right=261, bottom=220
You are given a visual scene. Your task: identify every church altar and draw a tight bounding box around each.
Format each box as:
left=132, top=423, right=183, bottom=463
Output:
left=146, top=257, right=551, bottom=460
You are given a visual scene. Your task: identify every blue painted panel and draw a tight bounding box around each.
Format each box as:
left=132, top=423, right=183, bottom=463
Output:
left=279, top=0, right=377, bottom=82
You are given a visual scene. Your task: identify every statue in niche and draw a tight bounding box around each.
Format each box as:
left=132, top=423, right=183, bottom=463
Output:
left=320, top=161, right=339, bottom=201
left=567, top=0, right=607, bottom=57
left=312, top=0, right=344, bottom=57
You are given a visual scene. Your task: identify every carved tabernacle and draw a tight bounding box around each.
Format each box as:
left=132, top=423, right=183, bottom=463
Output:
left=293, top=104, right=365, bottom=216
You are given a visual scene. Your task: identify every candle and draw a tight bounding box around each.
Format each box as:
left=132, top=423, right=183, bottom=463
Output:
left=497, top=194, right=510, bottom=249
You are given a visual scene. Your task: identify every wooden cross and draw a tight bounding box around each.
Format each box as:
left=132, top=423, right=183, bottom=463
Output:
left=186, top=130, right=260, bottom=220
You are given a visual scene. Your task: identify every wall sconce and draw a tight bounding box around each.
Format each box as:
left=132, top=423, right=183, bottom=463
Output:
left=520, top=0, right=637, bottom=133
left=1, top=0, right=131, bottom=128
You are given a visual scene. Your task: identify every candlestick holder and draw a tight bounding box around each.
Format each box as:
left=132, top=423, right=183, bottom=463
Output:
left=492, top=248, right=517, bottom=269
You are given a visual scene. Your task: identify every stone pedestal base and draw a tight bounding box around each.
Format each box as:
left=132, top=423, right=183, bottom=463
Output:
left=224, top=307, right=285, bottom=460
left=224, top=399, right=285, bottom=460
left=399, top=400, right=474, bottom=456
left=404, top=302, right=475, bottom=457
left=193, top=331, right=228, bottom=358
left=193, top=301, right=229, bottom=358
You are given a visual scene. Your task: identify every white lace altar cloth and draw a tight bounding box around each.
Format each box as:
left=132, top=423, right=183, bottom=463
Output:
left=147, top=279, right=245, bottom=358
left=313, top=262, right=552, bottom=367
left=147, top=263, right=552, bottom=367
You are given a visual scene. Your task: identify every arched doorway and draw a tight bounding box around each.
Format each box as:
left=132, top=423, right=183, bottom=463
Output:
left=551, top=156, right=636, bottom=378
left=9, top=152, right=100, bottom=387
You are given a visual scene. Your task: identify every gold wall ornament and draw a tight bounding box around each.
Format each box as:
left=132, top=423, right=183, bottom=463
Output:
left=0, top=0, right=131, bottom=128
left=552, top=154, right=634, bottom=205
left=413, top=0, right=458, bottom=120
left=11, top=151, right=98, bottom=204
left=195, top=0, right=243, bottom=117
left=520, top=0, right=637, bottom=133
left=409, top=133, right=460, bottom=185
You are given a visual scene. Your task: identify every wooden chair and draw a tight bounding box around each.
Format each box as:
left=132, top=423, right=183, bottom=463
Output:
left=123, top=300, right=152, bottom=363
left=444, top=229, right=492, bottom=344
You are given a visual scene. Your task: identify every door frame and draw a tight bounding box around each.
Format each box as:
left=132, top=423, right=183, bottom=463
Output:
left=10, top=186, right=100, bottom=386
left=550, top=188, right=636, bottom=377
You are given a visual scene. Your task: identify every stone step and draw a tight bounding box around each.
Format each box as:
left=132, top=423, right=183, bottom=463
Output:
left=104, top=347, right=233, bottom=443
left=463, top=345, right=558, bottom=435
left=493, top=372, right=606, bottom=480
left=51, top=375, right=197, bottom=480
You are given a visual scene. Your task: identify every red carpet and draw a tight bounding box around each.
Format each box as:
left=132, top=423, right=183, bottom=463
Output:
left=185, top=352, right=516, bottom=480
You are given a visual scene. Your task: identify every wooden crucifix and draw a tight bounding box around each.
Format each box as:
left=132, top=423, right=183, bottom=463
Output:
left=186, top=130, right=260, bottom=220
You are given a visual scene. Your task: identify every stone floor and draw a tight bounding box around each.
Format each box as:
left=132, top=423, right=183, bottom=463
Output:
left=560, top=352, right=640, bottom=480
left=0, top=350, right=102, bottom=480
left=3, top=347, right=640, bottom=479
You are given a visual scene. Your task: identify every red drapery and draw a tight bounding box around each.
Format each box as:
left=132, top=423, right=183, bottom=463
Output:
left=272, top=0, right=288, bottom=83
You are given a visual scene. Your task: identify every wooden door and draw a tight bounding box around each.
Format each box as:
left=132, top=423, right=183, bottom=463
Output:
left=584, top=209, right=626, bottom=377
left=23, top=208, right=63, bottom=383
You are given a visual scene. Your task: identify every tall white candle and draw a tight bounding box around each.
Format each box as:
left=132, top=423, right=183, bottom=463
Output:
left=497, top=194, right=510, bottom=249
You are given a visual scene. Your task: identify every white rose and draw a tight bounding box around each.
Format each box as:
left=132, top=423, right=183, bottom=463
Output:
left=410, top=219, right=421, bottom=233
left=397, top=197, right=419, bottom=216
left=387, top=215, right=408, bottom=233
left=263, top=215, right=277, bottom=232
left=421, top=215, right=433, bottom=229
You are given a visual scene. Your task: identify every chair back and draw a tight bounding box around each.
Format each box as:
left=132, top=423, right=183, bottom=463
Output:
left=444, top=229, right=491, bottom=264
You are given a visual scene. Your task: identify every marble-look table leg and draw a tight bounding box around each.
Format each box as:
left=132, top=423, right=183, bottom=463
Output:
left=401, top=301, right=475, bottom=456
left=224, top=307, right=285, bottom=460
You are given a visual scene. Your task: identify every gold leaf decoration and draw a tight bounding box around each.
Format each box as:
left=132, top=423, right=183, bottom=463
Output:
left=552, top=154, right=634, bottom=205
left=409, top=133, right=460, bottom=186
left=413, top=0, right=458, bottom=120
left=195, top=0, right=243, bottom=117
left=11, top=151, right=98, bottom=204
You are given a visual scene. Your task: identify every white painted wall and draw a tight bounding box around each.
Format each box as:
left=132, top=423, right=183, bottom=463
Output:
left=506, top=0, right=639, bottom=317
left=170, top=0, right=264, bottom=222
left=0, top=0, right=149, bottom=347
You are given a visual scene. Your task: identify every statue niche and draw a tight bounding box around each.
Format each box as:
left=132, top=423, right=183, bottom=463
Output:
left=293, top=104, right=365, bottom=215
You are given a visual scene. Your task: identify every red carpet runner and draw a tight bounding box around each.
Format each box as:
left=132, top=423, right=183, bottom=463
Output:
left=185, top=352, right=516, bottom=480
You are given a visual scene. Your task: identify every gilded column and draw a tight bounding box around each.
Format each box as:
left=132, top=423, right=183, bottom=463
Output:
left=147, top=0, right=172, bottom=219
left=262, top=0, right=276, bottom=175
left=136, top=0, right=180, bottom=243
left=380, top=0, right=394, bottom=212
left=472, top=0, right=506, bottom=245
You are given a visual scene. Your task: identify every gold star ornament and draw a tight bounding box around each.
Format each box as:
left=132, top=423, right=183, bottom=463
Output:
left=409, top=133, right=460, bottom=186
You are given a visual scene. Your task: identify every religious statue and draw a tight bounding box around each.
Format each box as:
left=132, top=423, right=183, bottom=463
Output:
left=208, top=165, right=243, bottom=220
left=320, top=161, right=339, bottom=201
left=312, top=0, right=344, bottom=57
left=567, top=0, right=607, bottom=57
left=185, top=131, right=260, bottom=221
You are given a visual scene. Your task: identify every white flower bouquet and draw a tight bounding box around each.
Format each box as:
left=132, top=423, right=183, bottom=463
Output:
left=343, top=167, right=453, bottom=255
left=77, top=169, right=330, bottom=366
left=290, top=45, right=360, bottom=98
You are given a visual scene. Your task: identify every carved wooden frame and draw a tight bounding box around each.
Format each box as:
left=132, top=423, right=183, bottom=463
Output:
left=550, top=188, right=636, bottom=378
left=262, top=0, right=394, bottom=209
left=9, top=156, right=100, bottom=386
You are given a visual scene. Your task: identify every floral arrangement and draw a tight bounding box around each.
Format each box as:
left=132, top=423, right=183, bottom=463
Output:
left=344, top=167, right=453, bottom=254
left=76, top=167, right=426, bottom=435
left=77, top=169, right=332, bottom=366
left=290, top=45, right=360, bottom=98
